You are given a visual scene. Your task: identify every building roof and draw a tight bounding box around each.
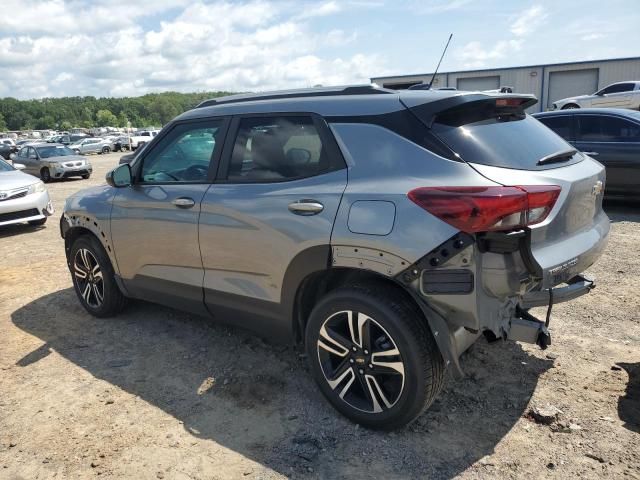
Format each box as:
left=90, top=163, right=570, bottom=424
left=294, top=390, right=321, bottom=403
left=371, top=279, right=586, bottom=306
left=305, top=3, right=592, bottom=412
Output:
left=371, top=56, right=640, bottom=82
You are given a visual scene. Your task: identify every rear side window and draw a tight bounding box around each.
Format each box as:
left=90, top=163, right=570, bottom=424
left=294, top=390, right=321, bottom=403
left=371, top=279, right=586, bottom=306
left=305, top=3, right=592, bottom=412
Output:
left=577, top=115, right=640, bottom=142
left=429, top=105, right=580, bottom=170
left=227, top=116, right=328, bottom=182
left=537, top=115, right=573, bottom=141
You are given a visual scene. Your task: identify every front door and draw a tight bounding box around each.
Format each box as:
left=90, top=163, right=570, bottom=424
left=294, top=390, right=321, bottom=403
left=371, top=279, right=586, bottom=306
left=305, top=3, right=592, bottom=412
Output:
left=574, top=114, right=640, bottom=196
left=110, top=118, right=228, bottom=314
left=198, top=114, right=347, bottom=338
left=592, top=83, right=635, bottom=108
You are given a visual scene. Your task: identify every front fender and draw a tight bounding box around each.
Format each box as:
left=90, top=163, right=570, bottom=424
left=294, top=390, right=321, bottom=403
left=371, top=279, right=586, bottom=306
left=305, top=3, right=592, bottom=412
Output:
left=62, top=185, right=118, bottom=273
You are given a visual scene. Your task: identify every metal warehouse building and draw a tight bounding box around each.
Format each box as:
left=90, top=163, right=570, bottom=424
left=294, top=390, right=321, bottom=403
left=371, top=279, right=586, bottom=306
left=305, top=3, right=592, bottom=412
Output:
left=371, top=56, right=640, bottom=112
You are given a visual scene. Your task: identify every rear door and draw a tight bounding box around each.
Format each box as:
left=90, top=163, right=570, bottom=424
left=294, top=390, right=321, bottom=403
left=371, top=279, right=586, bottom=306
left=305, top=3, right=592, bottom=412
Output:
left=574, top=113, right=640, bottom=196
left=198, top=113, right=347, bottom=338
left=110, top=118, right=229, bottom=314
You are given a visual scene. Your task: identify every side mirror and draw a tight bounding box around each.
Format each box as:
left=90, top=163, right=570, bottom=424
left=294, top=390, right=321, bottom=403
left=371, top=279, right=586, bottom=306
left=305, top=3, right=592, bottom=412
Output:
left=13, top=163, right=26, bottom=170
left=106, top=163, right=132, bottom=187
left=9, top=153, right=16, bottom=160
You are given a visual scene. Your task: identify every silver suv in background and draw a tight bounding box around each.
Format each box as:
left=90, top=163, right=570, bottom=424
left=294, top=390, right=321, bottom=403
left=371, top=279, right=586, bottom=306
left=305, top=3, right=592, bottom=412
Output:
left=61, top=86, right=609, bottom=429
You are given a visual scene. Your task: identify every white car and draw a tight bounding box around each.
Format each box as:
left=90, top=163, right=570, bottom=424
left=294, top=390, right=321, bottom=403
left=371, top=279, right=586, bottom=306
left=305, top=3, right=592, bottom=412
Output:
left=0, top=157, right=53, bottom=227
left=69, top=137, right=113, bottom=155
left=551, top=81, right=640, bottom=110
left=129, top=130, right=160, bottom=150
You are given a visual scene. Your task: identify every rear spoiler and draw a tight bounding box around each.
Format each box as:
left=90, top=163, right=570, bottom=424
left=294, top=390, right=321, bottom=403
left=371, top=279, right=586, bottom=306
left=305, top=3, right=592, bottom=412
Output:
left=400, top=92, right=538, bottom=128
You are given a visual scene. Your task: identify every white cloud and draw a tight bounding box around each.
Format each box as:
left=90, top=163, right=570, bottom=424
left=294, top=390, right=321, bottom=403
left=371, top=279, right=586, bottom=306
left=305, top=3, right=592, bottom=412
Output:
left=581, top=33, right=605, bottom=41
left=510, top=5, right=548, bottom=37
left=0, top=0, right=380, bottom=99
left=457, top=39, right=523, bottom=69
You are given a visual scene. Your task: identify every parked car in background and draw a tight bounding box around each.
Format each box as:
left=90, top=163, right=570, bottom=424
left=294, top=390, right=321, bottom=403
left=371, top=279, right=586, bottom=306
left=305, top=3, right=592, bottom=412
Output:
left=113, top=135, right=132, bottom=152
left=534, top=108, right=640, bottom=200
left=69, top=137, right=113, bottom=155
left=61, top=85, right=609, bottom=429
left=13, top=143, right=92, bottom=182
left=129, top=130, right=159, bottom=150
left=53, top=134, right=90, bottom=146
left=0, top=157, right=53, bottom=226
left=551, top=81, right=640, bottom=110
left=118, top=141, right=147, bottom=164
left=0, top=142, right=13, bottom=160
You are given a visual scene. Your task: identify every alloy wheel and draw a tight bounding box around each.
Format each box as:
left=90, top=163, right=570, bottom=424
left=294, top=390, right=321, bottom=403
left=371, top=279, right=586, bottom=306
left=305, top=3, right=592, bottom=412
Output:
left=73, top=248, right=104, bottom=308
left=317, top=310, right=405, bottom=414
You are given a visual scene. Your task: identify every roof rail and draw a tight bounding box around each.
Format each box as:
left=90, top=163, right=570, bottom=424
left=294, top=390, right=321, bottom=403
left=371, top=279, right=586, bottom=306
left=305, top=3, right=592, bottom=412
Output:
left=196, top=84, right=393, bottom=108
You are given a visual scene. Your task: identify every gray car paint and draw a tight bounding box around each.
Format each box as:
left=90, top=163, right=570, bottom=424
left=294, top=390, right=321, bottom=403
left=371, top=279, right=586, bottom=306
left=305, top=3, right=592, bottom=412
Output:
left=62, top=87, right=610, bottom=369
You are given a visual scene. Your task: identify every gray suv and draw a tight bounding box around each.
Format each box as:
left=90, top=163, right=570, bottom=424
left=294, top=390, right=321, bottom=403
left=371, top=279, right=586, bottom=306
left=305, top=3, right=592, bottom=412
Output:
left=60, top=86, right=609, bottom=429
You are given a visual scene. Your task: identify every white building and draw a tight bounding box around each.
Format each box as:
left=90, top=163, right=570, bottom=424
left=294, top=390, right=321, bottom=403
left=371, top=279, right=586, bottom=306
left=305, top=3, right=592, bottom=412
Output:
left=371, top=56, right=640, bottom=112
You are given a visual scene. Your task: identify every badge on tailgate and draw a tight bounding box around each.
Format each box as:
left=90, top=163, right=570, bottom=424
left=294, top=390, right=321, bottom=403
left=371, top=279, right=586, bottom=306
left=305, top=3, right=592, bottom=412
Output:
left=549, top=257, right=578, bottom=284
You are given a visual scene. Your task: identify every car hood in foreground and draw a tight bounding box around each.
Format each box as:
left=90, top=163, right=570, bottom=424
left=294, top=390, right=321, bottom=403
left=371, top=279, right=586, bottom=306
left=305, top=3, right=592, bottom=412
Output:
left=0, top=170, right=40, bottom=190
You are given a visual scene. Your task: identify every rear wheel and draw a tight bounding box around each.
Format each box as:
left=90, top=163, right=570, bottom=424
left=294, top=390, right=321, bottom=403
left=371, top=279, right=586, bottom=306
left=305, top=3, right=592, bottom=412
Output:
left=40, top=167, right=51, bottom=183
left=305, top=284, right=444, bottom=430
left=70, top=235, right=126, bottom=317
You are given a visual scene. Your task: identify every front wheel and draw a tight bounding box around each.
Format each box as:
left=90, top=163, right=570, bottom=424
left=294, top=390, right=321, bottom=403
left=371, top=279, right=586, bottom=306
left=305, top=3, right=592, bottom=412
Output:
left=40, top=167, right=51, bottom=183
left=562, top=103, right=580, bottom=109
left=81, top=173, right=91, bottom=179
left=69, top=235, right=126, bottom=317
left=305, top=284, right=444, bottom=430
left=101, top=146, right=111, bottom=154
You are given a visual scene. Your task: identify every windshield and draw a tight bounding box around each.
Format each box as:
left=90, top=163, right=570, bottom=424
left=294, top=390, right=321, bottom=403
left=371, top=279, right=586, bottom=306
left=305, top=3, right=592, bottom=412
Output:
left=36, top=145, right=76, bottom=158
left=0, top=158, right=15, bottom=172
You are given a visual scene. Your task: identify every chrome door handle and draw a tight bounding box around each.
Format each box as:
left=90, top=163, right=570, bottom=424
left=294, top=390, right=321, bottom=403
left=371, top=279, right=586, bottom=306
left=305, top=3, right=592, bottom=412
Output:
left=172, top=197, right=196, bottom=208
left=288, top=200, right=324, bottom=215
left=582, top=151, right=600, bottom=156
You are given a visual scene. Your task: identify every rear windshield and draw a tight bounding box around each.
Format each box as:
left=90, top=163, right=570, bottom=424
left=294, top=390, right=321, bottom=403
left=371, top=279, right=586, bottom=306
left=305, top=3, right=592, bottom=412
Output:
left=430, top=108, right=583, bottom=170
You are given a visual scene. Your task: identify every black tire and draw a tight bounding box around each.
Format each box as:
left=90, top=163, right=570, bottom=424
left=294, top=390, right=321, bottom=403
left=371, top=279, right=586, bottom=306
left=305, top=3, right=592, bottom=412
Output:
left=40, top=167, right=51, bottom=183
left=101, top=146, right=111, bottom=154
left=28, top=217, right=47, bottom=226
left=69, top=234, right=127, bottom=318
left=562, top=103, right=579, bottom=109
left=81, top=173, right=91, bottom=179
left=305, top=284, right=444, bottom=430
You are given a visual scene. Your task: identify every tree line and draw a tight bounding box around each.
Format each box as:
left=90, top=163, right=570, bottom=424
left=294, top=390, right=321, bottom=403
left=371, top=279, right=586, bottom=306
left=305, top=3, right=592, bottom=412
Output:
left=0, top=91, right=233, bottom=132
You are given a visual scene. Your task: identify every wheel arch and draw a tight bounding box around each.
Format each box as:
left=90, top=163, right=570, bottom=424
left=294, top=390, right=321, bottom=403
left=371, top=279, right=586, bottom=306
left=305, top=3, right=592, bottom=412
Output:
left=292, top=266, right=463, bottom=376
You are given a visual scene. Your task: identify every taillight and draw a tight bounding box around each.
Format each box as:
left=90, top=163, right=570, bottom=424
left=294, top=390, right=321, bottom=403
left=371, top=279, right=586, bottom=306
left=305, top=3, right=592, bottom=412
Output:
left=407, top=185, right=561, bottom=233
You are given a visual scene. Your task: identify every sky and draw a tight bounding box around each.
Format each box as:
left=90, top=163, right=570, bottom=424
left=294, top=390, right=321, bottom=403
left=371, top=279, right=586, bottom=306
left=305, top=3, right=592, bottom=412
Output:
left=0, top=0, right=638, bottom=99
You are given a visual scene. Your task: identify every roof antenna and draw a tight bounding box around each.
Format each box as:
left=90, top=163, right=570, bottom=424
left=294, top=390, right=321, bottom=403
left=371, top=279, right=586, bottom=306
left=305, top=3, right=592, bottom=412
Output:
left=409, top=33, right=453, bottom=90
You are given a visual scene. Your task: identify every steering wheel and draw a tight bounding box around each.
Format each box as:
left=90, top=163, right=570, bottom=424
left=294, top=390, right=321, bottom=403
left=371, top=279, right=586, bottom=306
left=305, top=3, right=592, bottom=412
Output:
left=183, top=164, right=209, bottom=180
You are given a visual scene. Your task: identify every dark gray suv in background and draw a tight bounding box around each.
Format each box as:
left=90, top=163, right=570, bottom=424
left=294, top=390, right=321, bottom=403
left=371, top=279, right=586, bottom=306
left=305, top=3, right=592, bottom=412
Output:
left=61, top=86, right=609, bottom=429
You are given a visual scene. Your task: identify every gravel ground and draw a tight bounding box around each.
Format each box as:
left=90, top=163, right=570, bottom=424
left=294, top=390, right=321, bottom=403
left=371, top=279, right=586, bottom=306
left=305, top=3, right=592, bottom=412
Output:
left=0, top=152, right=638, bottom=479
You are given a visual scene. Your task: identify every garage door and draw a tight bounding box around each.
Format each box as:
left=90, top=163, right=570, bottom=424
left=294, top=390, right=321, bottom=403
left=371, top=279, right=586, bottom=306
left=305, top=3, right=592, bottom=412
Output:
left=457, top=76, right=500, bottom=91
left=547, top=69, right=598, bottom=108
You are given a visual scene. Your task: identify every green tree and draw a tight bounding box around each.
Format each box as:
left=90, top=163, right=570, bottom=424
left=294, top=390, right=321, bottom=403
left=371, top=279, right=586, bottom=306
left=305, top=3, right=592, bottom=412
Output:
left=96, top=109, right=118, bottom=127
left=0, top=112, right=7, bottom=132
left=60, top=120, right=72, bottom=131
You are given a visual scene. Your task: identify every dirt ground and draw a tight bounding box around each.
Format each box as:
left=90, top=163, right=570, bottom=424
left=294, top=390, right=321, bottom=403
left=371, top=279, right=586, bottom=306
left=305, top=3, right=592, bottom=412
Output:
left=0, top=152, right=638, bottom=480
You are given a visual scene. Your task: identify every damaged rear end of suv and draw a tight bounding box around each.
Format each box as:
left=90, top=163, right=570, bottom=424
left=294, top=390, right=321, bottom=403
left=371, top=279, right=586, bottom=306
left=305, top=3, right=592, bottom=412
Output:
left=62, top=85, right=608, bottom=430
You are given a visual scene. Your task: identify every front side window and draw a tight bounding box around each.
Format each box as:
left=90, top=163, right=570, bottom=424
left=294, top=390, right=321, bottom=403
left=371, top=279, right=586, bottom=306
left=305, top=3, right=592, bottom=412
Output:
left=17, top=147, right=28, bottom=158
left=577, top=115, right=640, bottom=142
left=597, top=83, right=633, bottom=95
left=537, top=116, right=573, bottom=140
left=140, top=121, right=223, bottom=183
left=228, top=116, right=327, bottom=182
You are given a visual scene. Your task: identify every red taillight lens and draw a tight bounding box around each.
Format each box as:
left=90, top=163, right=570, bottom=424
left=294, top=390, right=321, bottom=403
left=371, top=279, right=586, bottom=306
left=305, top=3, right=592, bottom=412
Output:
left=408, top=185, right=561, bottom=233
